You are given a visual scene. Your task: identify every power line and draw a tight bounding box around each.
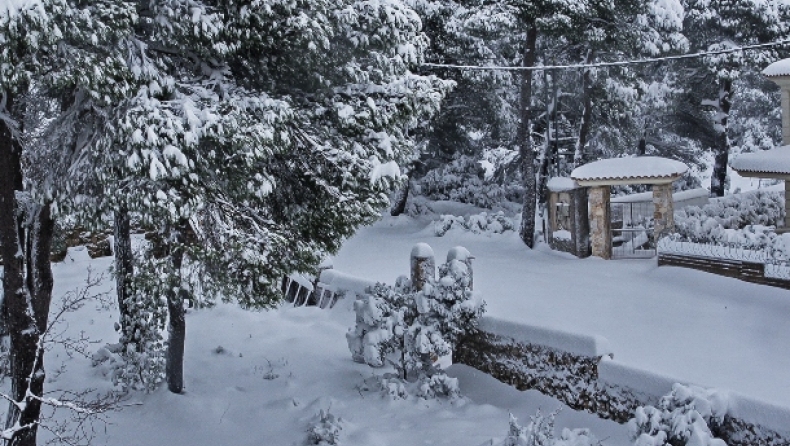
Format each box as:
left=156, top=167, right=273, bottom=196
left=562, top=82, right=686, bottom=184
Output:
left=421, top=38, right=790, bottom=71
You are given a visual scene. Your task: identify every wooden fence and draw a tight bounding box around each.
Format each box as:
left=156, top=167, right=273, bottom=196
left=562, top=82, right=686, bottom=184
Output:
left=657, top=252, right=790, bottom=290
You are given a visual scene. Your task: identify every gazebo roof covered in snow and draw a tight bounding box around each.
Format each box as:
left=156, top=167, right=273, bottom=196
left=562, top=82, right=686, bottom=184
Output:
left=730, top=146, right=790, bottom=178
left=763, top=59, right=790, bottom=78
left=570, top=156, right=688, bottom=186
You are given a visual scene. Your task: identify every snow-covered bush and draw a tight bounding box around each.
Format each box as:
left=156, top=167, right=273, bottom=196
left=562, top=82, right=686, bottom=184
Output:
left=673, top=191, right=784, bottom=242
left=493, top=410, right=600, bottom=446
left=305, top=409, right=344, bottom=446
left=434, top=211, right=515, bottom=236
left=346, top=258, right=484, bottom=398
left=629, top=384, right=728, bottom=446
left=417, top=155, right=523, bottom=208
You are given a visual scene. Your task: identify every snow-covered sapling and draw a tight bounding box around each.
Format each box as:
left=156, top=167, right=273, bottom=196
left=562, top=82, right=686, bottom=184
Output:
left=629, top=383, right=728, bottom=446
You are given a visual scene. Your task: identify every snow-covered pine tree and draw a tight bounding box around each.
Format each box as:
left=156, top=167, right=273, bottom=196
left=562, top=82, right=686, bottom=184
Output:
left=680, top=0, right=790, bottom=197
left=82, top=0, right=452, bottom=393
left=1, top=0, right=137, bottom=443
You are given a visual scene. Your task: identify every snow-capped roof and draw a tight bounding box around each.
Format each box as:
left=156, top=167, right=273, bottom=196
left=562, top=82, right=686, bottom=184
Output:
left=546, top=177, right=578, bottom=192
left=763, top=58, right=790, bottom=77
left=730, top=145, right=790, bottom=176
left=571, top=156, right=688, bottom=186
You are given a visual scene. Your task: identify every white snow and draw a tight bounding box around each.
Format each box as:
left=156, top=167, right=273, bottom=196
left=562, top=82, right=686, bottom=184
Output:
left=368, top=159, right=401, bottom=184
left=730, top=145, right=790, bottom=176
left=763, top=58, right=790, bottom=77
left=479, top=317, right=613, bottom=358
left=0, top=0, right=40, bottom=18
left=331, top=209, right=790, bottom=412
left=4, top=246, right=631, bottom=446
left=410, top=241, right=434, bottom=258
left=571, top=156, right=688, bottom=182
left=547, top=177, right=578, bottom=192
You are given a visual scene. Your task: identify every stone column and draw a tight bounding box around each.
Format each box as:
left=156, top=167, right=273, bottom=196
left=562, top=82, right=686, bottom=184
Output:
left=652, top=183, right=674, bottom=240
left=781, top=87, right=790, bottom=145
left=589, top=186, right=611, bottom=259
left=784, top=180, right=790, bottom=231
left=410, top=243, right=435, bottom=291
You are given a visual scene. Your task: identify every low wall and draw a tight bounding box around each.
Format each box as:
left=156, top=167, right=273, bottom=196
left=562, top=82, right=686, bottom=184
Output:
left=657, top=252, right=790, bottom=290
left=454, top=316, right=790, bottom=446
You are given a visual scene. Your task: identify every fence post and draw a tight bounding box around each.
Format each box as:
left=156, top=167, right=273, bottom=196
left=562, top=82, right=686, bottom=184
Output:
left=447, top=246, right=474, bottom=290
left=411, top=243, right=435, bottom=291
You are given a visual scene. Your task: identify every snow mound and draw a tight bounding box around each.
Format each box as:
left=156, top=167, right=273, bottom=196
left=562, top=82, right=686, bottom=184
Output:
left=571, top=156, right=688, bottom=183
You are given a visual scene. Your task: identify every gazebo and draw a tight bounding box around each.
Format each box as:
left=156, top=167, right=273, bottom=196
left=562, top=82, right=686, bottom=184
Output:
left=571, top=156, right=689, bottom=259
left=730, top=58, right=790, bottom=233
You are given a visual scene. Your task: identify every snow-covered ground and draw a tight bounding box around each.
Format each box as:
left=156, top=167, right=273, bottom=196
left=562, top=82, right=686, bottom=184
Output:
left=331, top=207, right=790, bottom=410
left=6, top=200, right=790, bottom=445
left=28, top=247, right=631, bottom=446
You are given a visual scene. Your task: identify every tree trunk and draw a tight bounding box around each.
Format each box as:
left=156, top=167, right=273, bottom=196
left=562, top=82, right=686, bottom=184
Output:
left=518, top=24, right=538, bottom=248
left=0, top=90, right=30, bottom=443
left=9, top=204, right=54, bottom=446
left=710, top=78, right=732, bottom=197
left=390, top=169, right=413, bottom=216
left=165, top=225, right=187, bottom=394
left=573, top=50, right=595, bottom=167
left=114, top=208, right=136, bottom=349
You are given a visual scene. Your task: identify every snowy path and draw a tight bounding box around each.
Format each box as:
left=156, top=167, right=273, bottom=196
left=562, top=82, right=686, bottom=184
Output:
left=331, top=214, right=790, bottom=409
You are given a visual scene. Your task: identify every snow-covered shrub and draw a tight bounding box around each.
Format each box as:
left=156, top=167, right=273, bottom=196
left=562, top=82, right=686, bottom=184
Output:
left=493, top=410, right=599, bottom=446
left=305, top=409, right=343, bottom=446
left=434, top=211, right=515, bottom=236
left=375, top=373, right=461, bottom=400
left=347, top=258, right=484, bottom=398
left=673, top=191, right=784, bottom=242
left=417, top=155, right=523, bottom=208
left=629, top=384, right=728, bottom=446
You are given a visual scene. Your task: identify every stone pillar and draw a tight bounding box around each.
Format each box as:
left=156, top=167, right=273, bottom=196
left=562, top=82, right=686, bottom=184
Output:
left=410, top=243, right=435, bottom=291
left=589, top=186, right=611, bottom=259
left=785, top=180, right=790, bottom=231
left=652, top=183, right=674, bottom=240
left=781, top=88, right=790, bottom=145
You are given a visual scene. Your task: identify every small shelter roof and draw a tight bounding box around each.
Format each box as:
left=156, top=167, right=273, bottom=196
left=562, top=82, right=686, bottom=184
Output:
left=763, top=58, right=790, bottom=77
left=546, top=177, right=578, bottom=192
left=570, top=156, right=688, bottom=186
left=730, top=146, right=790, bottom=178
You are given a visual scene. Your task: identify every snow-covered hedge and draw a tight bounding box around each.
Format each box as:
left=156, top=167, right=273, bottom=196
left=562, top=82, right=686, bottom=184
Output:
left=673, top=191, right=784, bottom=242
left=417, top=155, right=523, bottom=208
left=666, top=191, right=790, bottom=262
left=434, top=211, right=515, bottom=236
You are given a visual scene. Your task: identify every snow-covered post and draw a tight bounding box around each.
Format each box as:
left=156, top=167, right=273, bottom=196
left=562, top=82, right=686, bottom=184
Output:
left=652, top=183, right=675, bottom=240
left=446, top=246, right=474, bottom=290
left=411, top=243, right=435, bottom=291
left=589, top=186, right=612, bottom=259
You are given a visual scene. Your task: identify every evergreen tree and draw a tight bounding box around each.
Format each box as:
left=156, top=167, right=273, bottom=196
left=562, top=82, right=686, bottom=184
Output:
left=1, top=0, right=136, bottom=443
left=80, top=0, right=452, bottom=392
left=680, top=0, right=790, bottom=196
